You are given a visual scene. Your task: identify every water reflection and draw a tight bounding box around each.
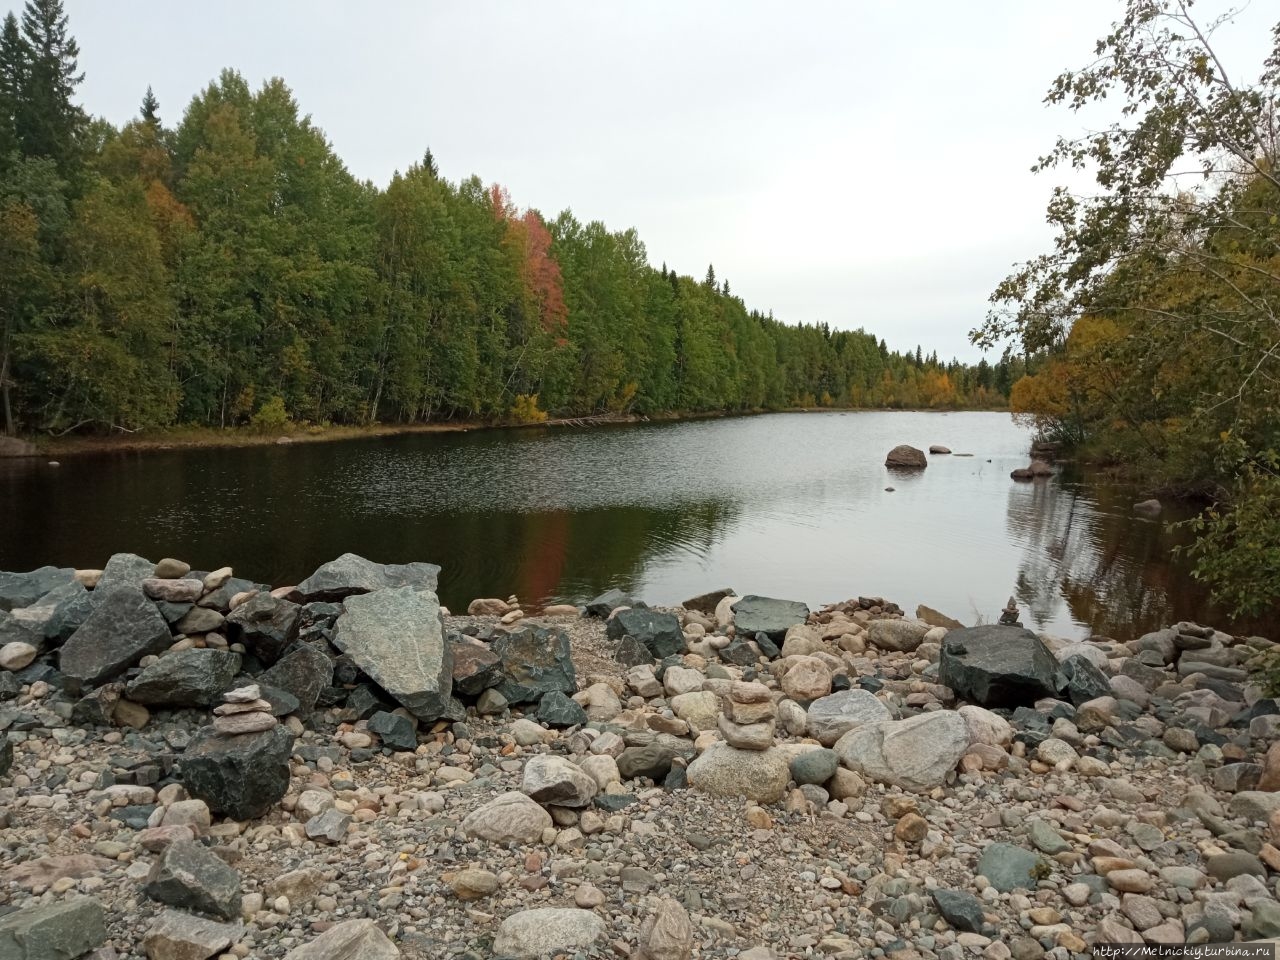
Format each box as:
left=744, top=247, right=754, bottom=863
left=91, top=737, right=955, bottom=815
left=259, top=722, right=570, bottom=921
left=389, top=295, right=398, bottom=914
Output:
left=0, top=412, right=1265, bottom=640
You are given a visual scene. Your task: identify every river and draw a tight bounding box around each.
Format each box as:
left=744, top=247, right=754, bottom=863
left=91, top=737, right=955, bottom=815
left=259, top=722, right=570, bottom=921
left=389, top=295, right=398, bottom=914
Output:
left=0, top=411, right=1235, bottom=640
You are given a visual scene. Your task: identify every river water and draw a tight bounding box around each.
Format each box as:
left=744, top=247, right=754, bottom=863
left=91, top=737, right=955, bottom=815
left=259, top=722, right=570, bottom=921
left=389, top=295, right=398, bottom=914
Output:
left=0, top=411, right=1235, bottom=640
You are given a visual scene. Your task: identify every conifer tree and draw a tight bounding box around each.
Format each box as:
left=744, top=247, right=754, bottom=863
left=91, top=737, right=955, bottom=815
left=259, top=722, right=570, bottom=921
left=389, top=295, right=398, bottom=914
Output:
left=0, top=13, right=25, bottom=166
left=140, top=85, right=159, bottom=125
left=15, top=0, right=83, bottom=176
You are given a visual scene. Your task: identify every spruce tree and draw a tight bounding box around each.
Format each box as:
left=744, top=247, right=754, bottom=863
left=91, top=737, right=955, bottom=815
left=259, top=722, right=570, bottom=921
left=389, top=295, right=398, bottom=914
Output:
left=0, top=13, right=24, bottom=165
left=140, top=84, right=159, bottom=125
left=704, top=263, right=715, bottom=288
left=15, top=0, right=83, bottom=175
left=422, top=147, right=438, bottom=177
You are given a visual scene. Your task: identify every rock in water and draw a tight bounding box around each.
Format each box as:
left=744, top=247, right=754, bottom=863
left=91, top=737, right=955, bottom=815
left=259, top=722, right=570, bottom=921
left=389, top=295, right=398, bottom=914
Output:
left=60, top=585, right=173, bottom=686
left=0, top=896, right=107, bottom=959
left=181, top=725, right=294, bottom=820
left=605, top=608, right=685, bottom=659
left=143, top=840, right=242, bottom=920
left=938, top=625, right=1060, bottom=708
left=730, top=595, right=810, bottom=641
left=225, top=592, right=301, bottom=664
left=807, top=690, right=891, bottom=746
left=0, top=566, right=74, bottom=612
left=885, top=444, right=927, bottom=468
left=491, top=624, right=576, bottom=705
left=686, top=743, right=790, bottom=802
left=492, top=908, right=607, bottom=958
left=283, top=918, right=400, bottom=959
left=125, top=649, right=242, bottom=706
left=295, top=552, right=440, bottom=602
left=834, top=711, right=970, bottom=792
left=330, top=586, right=452, bottom=721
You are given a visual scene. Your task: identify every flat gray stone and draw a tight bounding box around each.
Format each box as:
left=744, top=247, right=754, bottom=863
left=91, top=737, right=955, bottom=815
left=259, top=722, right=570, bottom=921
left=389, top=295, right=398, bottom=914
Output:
left=331, top=586, right=452, bottom=721
left=126, top=649, right=242, bottom=707
left=296, top=553, right=440, bottom=602
left=977, top=842, right=1044, bottom=892
left=0, top=895, right=106, bottom=960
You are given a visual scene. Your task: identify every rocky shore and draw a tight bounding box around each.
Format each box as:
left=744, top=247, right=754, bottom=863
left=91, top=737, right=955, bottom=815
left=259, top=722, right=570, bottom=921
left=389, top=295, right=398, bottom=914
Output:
left=1, top=554, right=1279, bottom=959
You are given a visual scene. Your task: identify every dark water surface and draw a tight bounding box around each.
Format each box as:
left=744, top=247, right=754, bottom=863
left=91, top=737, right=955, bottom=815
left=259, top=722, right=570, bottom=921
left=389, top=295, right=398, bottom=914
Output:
left=0, top=411, right=1239, bottom=640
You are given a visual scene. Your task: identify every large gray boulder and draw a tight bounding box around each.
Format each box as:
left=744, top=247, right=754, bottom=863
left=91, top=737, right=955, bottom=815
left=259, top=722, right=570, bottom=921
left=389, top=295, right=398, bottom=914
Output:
left=867, top=618, right=930, bottom=652
left=834, top=711, right=970, bottom=792
left=584, top=588, right=631, bottom=618
left=0, top=566, right=74, bottom=612
left=807, top=689, right=892, bottom=746
left=143, top=840, right=242, bottom=920
left=885, top=445, right=927, bottom=469
left=1059, top=654, right=1111, bottom=706
left=492, top=624, right=576, bottom=705
left=7, top=581, right=92, bottom=643
left=60, top=585, right=172, bottom=686
left=295, top=553, right=440, bottom=602
left=225, top=593, right=300, bottom=665
left=283, top=919, right=400, bottom=960
left=126, top=649, right=242, bottom=707
left=331, top=586, right=452, bottom=721
left=605, top=607, right=684, bottom=659
left=938, top=625, right=1060, bottom=708
left=180, top=725, right=295, bottom=820
left=258, top=643, right=333, bottom=717
left=0, top=895, right=106, bottom=959
left=462, top=791, right=552, bottom=843
left=730, top=595, right=810, bottom=641
left=93, top=552, right=156, bottom=600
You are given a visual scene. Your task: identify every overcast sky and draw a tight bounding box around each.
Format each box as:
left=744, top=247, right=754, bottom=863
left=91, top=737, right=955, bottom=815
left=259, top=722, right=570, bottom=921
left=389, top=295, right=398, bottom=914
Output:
left=54, top=0, right=1275, bottom=361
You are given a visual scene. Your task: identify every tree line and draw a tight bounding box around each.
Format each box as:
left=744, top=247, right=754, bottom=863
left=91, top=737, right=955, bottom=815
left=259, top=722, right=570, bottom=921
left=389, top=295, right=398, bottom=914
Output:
left=976, top=1, right=1280, bottom=622
left=0, top=0, right=1010, bottom=439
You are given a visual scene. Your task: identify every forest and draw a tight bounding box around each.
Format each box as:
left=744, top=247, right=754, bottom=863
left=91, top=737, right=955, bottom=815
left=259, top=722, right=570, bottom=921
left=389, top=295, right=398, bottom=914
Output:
left=0, top=0, right=1011, bottom=440
left=976, top=3, right=1280, bottom=621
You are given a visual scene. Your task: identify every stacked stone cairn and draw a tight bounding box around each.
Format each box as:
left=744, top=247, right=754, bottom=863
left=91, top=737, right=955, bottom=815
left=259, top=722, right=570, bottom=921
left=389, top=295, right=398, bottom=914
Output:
left=717, top=680, right=776, bottom=750
left=211, top=683, right=277, bottom=735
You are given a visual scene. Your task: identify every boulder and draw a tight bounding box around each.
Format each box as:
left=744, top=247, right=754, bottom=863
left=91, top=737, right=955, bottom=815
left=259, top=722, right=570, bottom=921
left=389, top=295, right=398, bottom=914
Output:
left=0, top=896, right=107, bottom=960
left=867, top=618, right=930, bottom=652
left=1059, top=654, right=1112, bottom=706
left=0, top=566, right=75, bottom=612
left=142, top=910, right=242, bottom=960
left=605, top=607, right=684, bottom=659
left=916, top=604, right=964, bottom=630
left=682, top=588, right=735, bottom=615
left=142, top=577, right=203, bottom=603
left=537, top=690, right=588, bottom=727
left=449, top=642, right=504, bottom=696
left=1133, top=499, right=1163, bottom=516
left=7, top=581, right=92, bottom=643
left=180, top=724, right=294, bottom=820
left=225, top=592, right=300, bottom=665
left=780, top=656, right=832, bottom=700
left=462, top=791, right=552, bottom=843
left=295, top=553, right=440, bottom=602
left=493, top=908, right=607, bottom=959
left=283, top=919, right=400, bottom=960
left=731, top=595, right=810, bottom=641
left=330, top=586, right=452, bottom=721
left=0, top=641, right=36, bottom=671
left=492, top=624, right=576, bottom=705
left=126, top=649, right=242, bottom=707
left=807, top=689, right=891, bottom=746
left=635, top=897, right=695, bottom=960
left=522, top=755, right=598, bottom=807
left=617, top=743, right=679, bottom=782
left=834, top=711, right=969, bottom=792
left=584, top=588, right=632, bottom=618
left=686, top=743, right=790, bottom=802
left=258, top=642, right=333, bottom=717
left=931, top=888, right=986, bottom=933
left=885, top=444, right=927, bottom=469
left=60, top=585, right=172, bottom=686
left=367, top=711, right=417, bottom=751
left=790, top=748, right=839, bottom=785
left=938, top=625, right=1060, bottom=708
left=929, top=445, right=952, bottom=455
left=143, top=840, right=242, bottom=920
left=93, top=552, right=156, bottom=598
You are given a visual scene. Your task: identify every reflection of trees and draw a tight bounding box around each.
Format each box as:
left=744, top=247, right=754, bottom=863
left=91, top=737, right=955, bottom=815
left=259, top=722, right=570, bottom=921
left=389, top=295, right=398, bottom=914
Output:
left=1004, top=470, right=1252, bottom=639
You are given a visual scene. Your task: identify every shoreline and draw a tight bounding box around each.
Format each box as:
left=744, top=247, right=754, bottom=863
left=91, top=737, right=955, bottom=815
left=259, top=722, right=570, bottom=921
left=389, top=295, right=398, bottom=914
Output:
left=11, top=405, right=1010, bottom=460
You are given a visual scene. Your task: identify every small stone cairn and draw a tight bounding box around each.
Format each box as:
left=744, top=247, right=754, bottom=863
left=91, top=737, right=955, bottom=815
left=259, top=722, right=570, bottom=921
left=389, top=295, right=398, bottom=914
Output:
left=717, top=680, right=776, bottom=750
left=211, top=684, right=277, bottom=736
